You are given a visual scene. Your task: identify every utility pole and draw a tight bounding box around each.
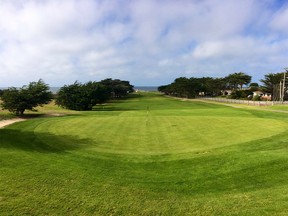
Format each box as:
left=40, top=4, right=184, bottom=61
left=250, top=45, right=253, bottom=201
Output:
left=282, top=73, right=285, bottom=103
left=283, top=68, right=288, bottom=103
left=280, top=80, right=282, bottom=102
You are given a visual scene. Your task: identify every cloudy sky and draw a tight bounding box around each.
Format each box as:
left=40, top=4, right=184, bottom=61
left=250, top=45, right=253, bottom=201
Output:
left=0, top=0, right=288, bottom=87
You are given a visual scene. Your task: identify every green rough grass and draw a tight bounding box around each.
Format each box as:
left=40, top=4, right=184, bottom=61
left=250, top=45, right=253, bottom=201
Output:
left=0, top=100, right=77, bottom=120
left=0, top=103, right=14, bottom=120
left=262, top=104, right=288, bottom=111
left=1, top=92, right=288, bottom=215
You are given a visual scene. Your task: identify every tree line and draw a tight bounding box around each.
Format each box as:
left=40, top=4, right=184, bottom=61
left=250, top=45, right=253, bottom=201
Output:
left=0, top=78, right=134, bottom=115
left=1, top=72, right=285, bottom=115
left=158, top=72, right=286, bottom=100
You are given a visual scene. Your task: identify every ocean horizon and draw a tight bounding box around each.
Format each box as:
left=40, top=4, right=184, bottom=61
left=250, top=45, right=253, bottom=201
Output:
left=1, top=86, right=159, bottom=93
left=50, top=86, right=158, bottom=93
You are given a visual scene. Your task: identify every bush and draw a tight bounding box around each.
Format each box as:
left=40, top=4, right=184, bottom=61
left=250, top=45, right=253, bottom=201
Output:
left=253, top=95, right=262, bottom=101
left=229, top=90, right=253, bottom=99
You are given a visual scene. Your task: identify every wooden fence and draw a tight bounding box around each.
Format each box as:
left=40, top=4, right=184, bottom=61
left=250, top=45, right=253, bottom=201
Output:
left=198, top=97, right=288, bottom=106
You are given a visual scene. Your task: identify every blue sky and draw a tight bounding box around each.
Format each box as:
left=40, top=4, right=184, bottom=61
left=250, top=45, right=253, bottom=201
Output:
left=0, top=0, right=288, bottom=87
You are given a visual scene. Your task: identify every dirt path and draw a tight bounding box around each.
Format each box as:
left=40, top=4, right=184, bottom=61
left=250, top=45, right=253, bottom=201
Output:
left=0, top=118, right=27, bottom=128
left=0, top=113, right=67, bottom=129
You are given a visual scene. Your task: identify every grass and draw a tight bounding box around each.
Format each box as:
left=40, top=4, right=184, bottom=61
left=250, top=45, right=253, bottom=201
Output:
left=1, top=92, right=288, bottom=215
left=0, top=101, right=14, bottom=120
left=262, top=105, right=288, bottom=111
left=0, top=100, right=77, bottom=120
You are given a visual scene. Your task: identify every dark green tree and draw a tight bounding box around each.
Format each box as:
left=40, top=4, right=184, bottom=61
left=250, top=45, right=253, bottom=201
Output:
left=56, top=81, right=110, bottom=111
left=1, top=80, right=53, bottom=115
left=158, top=77, right=201, bottom=98
left=260, top=73, right=283, bottom=93
left=249, top=82, right=259, bottom=87
left=248, top=82, right=260, bottom=92
left=56, top=79, right=134, bottom=111
left=55, top=81, right=82, bottom=110
left=260, top=72, right=284, bottom=100
left=226, top=72, right=251, bottom=90
left=197, top=77, right=225, bottom=96
left=99, top=78, right=134, bottom=98
left=173, top=77, right=192, bottom=98
left=158, top=84, right=176, bottom=95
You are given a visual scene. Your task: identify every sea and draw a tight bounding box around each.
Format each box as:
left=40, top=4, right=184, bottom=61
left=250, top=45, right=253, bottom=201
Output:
left=50, top=86, right=158, bottom=93
left=1, top=86, right=159, bottom=93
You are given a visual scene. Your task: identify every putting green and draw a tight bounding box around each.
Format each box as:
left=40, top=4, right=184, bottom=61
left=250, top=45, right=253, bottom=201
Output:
left=33, top=114, right=287, bottom=156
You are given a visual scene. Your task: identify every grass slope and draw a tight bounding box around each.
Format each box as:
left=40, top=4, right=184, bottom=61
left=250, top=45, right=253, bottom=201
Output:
left=1, top=93, right=288, bottom=215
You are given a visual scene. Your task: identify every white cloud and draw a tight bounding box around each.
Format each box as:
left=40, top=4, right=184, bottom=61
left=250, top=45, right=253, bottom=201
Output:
left=0, top=0, right=287, bottom=86
left=270, top=5, right=288, bottom=34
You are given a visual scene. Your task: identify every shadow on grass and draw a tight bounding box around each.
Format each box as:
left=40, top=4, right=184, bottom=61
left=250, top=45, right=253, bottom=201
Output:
left=0, top=128, right=91, bottom=153
left=122, top=153, right=288, bottom=196
left=42, top=93, right=167, bottom=112
left=107, top=93, right=146, bottom=103
left=92, top=94, right=156, bottom=111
